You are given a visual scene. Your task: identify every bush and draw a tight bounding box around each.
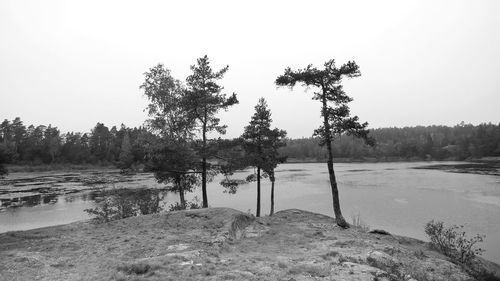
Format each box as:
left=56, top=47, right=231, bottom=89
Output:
left=85, top=188, right=166, bottom=223
left=136, top=189, right=163, bottom=215
left=84, top=196, right=116, bottom=223
left=424, top=220, right=485, bottom=265
left=168, top=196, right=202, bottom=211
left=117, top=262, right=153, bottom=275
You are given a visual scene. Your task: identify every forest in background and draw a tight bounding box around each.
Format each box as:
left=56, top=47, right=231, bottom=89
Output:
left=283, top=122, right=500, bottom=162
left=1, top=117, right=499, bottom=168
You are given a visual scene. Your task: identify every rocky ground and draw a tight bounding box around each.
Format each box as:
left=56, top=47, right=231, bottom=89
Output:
left=0, top=208, right=499, bottom=281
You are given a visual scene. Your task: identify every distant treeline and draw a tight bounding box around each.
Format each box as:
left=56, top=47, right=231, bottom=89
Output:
left=281, top=123, right=500, bottom=161
left=0, top=118, right=153, bottom=166
left=1, top=118, right=499, bottom=167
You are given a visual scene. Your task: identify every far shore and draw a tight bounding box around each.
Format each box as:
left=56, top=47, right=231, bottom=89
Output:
left=5, top=157, right=500, bottom=173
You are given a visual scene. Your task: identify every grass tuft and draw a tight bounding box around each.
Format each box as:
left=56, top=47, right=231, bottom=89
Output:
left=117, top=262, right=152, bottom=275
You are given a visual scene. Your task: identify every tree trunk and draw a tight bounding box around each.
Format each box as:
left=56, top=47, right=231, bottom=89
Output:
left=201, top=158, right=207, bottom=207
left=201, top=121, right=208, bottom=208
left=256, top=167, right=261, bottom=217
left=178, top=180, right=186, bottom=209
left=322, top=94, right=349, bottom=228
left=270, top=175, right=275, bottom=216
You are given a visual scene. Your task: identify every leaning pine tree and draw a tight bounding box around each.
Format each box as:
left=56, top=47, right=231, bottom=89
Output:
left=241, top=98, right=287, bottom=217
left=184, top=55, right=238, bottom=208
left=276, top=60, right=374, bottom=228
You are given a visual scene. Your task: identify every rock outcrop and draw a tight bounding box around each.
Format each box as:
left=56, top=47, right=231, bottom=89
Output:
left=0, top=208, right=498, bottom=281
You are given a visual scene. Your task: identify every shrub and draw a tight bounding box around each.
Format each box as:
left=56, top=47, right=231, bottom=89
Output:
left=424, top=220, right=485, bottom=265
left=85, top=188, right=166, bottom=223
left=168, top=196, right=202, bottom=211
left=117, top=262, right=152, bottom=275
left=188, top=196, right=202, bottom=209
left=229, top=213, right=255, bottom=239
left=84, top=196, right=117, bottom=223
left=136, top=189, right=163, bottom=215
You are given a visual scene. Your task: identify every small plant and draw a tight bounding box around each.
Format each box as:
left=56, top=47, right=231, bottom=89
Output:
left=424, top=220, right=485, bottom=265
left=168, top=202, right=186, bottom=211
left=321, top=251, right=339, bottom=260
left=413, top=249, right=427, bottom=260
left=229, top=213, right=255, bottom=239
left=351, top=212, right=370, bottom=232
left=117, top=262, right=152, bottom=275
left=168, top=196, right=202, bottom=211
left=188, top=196, right=202, bottom=209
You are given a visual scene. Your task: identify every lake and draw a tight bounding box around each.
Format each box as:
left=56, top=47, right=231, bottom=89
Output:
left=1, top=162, right=499, bottom=264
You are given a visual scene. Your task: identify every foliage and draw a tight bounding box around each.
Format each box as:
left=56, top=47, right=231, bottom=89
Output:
left=0, top=117, right=152, bottom=166
left=275, top=60, right=373, bottom=146
left=215, top=137, right=249, bottom=192
left=279, top=123, right=500, bottom=161
left=184, top=55, right=238, bottom=137
left=276, top=59, right=372, bottom=227
left=135, top=188, right=163, bottom=215
left=89, top=123, right=113, bottom=161
left=240, top=98, right=287, bottom=217
left=84, top=195, right=116, bottom=223
left=184, top=55, right=239, bottom=208
left=425, top=220, right=485, bottom=265
left=241, top=98, right=287, bottom=174
left=1, top=117, right=499, bottom=167
left=116, top=262, right=156, bottom=276
left=140, top=63, right=200, bottom=210
left=84, top=188, right=165, bottom=223
left=168, top=196, right=202, bottom=211
left=0, top=143, right=9, bottom=178
left=220, top=179, right=247, bottom=194
left=117, top=132, right=134, bottom=171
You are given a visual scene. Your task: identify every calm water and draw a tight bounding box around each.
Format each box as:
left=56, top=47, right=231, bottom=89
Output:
left=1, top=162, right=499, bottom=263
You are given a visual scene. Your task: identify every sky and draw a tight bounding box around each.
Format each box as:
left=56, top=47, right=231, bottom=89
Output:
left=0, top=0, right=499, bottom=138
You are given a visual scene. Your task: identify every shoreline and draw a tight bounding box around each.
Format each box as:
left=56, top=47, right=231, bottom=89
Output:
left=5, top=157, right=499, bottom=171
left=1, top=208, right=498, bottom=280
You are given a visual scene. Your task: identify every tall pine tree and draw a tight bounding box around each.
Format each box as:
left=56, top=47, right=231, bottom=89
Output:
left=276, top=59, right=374, bottom=227
left=242, top=98, right=287, bottom=217
left=184, top=55, right=238, bottom=208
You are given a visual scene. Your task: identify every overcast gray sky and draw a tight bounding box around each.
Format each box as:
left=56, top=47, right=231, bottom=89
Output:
left=1, top=0, right=499, bottom=138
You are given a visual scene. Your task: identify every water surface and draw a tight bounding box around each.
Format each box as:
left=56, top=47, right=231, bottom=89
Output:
left=1, top=162, right=499, bottom=263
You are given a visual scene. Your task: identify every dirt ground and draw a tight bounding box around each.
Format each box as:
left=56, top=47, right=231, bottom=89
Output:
left=0, top=208, right=498, bottom=281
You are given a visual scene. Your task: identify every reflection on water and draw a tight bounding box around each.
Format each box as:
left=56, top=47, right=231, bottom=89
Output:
left=1, top=193, right=58, bottom=209
left=0, top=162, right=499, bottom=264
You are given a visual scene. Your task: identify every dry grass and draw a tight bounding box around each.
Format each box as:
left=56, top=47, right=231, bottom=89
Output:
left=0, top=208, right=498, bottom=281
